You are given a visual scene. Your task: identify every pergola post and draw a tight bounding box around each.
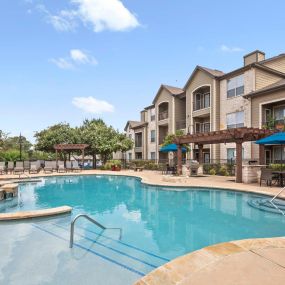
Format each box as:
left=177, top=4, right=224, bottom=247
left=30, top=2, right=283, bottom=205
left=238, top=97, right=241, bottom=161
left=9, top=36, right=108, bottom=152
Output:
left=177, top=144, right=182, bottom=175
left=259, top=145, right=265, bottom=165
left=236, top=140, right=243, bottom=183
left=198, top=144, right=203, bottom=164
left=82, top=148, right=85, bottom=168
left=55, top=149, right=58, bottom=164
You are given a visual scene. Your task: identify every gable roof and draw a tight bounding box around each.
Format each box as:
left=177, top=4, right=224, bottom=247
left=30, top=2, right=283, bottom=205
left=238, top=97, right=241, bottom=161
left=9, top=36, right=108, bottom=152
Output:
left=184, top=65, right=224, bottom=89
left=124, top=120, right=147, bottom=131
left=259, top=53, right=285, bottom=65
left=152, top=84, right=185, bottom=104
left=244, top=79, right=285, bottom=98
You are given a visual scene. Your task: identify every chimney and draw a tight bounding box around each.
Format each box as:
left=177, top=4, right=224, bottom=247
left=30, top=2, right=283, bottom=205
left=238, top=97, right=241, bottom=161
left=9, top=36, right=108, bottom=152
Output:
left=243, top=50, right=265, bottom=66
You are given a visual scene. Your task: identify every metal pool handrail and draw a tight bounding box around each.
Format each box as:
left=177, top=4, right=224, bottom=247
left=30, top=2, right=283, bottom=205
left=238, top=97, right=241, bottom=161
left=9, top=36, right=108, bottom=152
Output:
left=69, top=214, right=122, bottom=248
left=270, top=187, right=285, bottom=203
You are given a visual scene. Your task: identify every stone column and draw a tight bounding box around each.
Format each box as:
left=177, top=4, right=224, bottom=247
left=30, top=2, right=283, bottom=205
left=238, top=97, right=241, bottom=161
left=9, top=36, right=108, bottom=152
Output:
left=198, top=144, right=203, bottom=164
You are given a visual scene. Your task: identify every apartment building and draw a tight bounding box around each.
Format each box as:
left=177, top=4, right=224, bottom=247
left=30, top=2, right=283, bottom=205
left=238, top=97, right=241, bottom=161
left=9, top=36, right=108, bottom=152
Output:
left=124, top=50, right=285, bottom=164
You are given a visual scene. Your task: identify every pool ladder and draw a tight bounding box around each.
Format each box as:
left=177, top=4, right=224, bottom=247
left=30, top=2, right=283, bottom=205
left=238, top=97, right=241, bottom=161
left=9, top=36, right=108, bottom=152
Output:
left=69, top=214, right=122, bottom=248
left=269, top=187, right=285, bottom=216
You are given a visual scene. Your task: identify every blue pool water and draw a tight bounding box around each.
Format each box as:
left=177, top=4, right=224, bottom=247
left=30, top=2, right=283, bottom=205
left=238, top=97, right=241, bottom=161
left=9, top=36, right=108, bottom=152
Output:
left=1, top=175, right=285, bottom=285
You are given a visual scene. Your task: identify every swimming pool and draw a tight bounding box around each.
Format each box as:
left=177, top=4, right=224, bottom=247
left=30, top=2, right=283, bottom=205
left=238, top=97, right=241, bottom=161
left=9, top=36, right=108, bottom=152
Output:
left=1, top=175, right=285, bottom=285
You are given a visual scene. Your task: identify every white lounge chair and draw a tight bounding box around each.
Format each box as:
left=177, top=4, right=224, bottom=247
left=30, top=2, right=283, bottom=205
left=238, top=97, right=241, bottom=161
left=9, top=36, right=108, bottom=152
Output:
left=29, top=161, right=41, bottom=174
left=72, top=161, right=81, bottom=172
left=7, top=161, right=14, bottom=174
left=14, top=161, right=24, bottom=174
left=44, top=161, right=53, bottom=173
left=24, top=161, right=30, bottom=172
left=0, top=162, right=6, bottom=174
left=66, top=161, right=72, bottom=172
left=57, top=161, right=66, bottom=173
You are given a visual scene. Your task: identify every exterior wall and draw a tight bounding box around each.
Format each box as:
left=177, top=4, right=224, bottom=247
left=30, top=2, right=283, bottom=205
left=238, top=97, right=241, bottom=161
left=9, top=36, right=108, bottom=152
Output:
left=185, top=69, right=218, bottom=159
left=255, top=69, right=282, bottom=90
left=250, top=89, right=285, bottom=159
left=262, top=57, right=285, bottom=73
left=219, top=70, right=253, bottom=160
left=146, top=107, right=157, bottom=159
left=154, top=88, right=174, bottom=158
left=133, top=126, right=147, bottom=159
left=174, top=96, right=186, bottom=131
left=125, top=125, right=135, bottom=160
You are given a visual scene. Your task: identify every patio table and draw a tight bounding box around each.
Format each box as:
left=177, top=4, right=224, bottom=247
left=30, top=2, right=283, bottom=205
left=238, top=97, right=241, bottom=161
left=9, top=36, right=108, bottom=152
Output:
left=272, top=171, right=285, bottom=187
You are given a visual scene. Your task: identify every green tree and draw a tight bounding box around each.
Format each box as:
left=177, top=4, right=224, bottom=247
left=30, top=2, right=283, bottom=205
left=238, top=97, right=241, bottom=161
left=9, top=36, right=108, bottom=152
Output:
left=34, top=123, right=77, bottom=153
left=162, top=130, right=184, bottom=146
left=4, top=135, right=32, bottom=152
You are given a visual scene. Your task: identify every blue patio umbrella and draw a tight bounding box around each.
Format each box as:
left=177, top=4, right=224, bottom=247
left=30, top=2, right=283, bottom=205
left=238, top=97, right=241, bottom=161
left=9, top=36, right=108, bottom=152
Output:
left=256, top=132, right=285, bottom=169
left=159, top=143, right=187, bottom=153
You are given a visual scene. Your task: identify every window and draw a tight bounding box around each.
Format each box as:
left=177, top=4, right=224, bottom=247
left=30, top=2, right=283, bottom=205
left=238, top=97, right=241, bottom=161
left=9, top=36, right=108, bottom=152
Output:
left=227, top=148, right=244, bottom=161
left=227, top=75, right=244, bottom=98
left=135, top=132, right=142, bottom=147
left=150, top=108, right=155, bottom=121
left=195, top=122, right=210, bottom=133
left=194, top=93, right=210, bottom=110
left=150, top=152, right=156, bottom=160
left=274, top=106, right=285, bottom=121
left=226, top=111, right=244, bottom=129
left=128, top=153, right=132, bottom=160
left=129, top=134, right=132, bottom=139
left=150, top=130, right=155, bottom=142
left=135, top=152, right=142, bottom=159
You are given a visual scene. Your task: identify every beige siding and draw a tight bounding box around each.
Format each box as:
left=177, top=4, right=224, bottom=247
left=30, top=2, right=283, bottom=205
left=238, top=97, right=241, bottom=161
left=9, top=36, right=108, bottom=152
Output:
left=262, top=57, right=285, bottom=73
left=250, top=89, right=285, bottom=159
left=175, top=97, right=186, bottom=131
left=185, top=70, right=213, bottom=133
left=255, top=69, right=282, bottom=90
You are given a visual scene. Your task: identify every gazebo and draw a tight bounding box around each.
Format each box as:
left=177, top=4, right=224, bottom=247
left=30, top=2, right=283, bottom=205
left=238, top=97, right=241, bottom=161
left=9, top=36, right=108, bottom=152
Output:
left=54, top=144, right=89, bottom=165
left=174, top=127, right=273, bottom=183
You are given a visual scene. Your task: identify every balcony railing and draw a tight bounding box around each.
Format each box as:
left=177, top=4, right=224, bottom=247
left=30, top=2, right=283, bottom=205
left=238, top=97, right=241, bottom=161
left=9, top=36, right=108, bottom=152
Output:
left=194, top=123, right=211, bottom=133
left=262, top=119, right=285, bottom=131
left=158, top=111, right=168, bottom=121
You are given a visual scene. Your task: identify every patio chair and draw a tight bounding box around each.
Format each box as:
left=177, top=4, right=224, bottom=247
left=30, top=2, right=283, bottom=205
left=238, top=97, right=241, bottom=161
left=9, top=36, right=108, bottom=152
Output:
left=24, top=161, right=30, bottom=172
left=72, top=161, right=81, bottom=172
left=14, top=161, right=24, bottom=174
left=44, top=161, right=53, bottom=173
left=57, top=161, right=66, bottom=173
left=0, top=161, right=6, bottom=174
left=260, top=168, right=279, bottom=187
left=30, top=161, right=41, bottom=174
left=7, top=161, right=14, bottom=174
left=66, top=161, right=72, bottom=172
left=51, top=161, right=57, bottom=172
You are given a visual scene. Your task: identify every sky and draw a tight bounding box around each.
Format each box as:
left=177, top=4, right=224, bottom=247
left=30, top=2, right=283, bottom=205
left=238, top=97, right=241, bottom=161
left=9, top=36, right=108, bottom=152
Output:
left=1, top=0, right=285, bottom=143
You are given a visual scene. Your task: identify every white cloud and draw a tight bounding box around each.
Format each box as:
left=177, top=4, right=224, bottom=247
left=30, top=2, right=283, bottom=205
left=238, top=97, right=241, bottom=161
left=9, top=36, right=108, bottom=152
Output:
left=33, top=0, right=139, bottom=33
left=70, top=49, right=97, bottom=65
left=51, top=49, right=97, bottom=70
left=50, top=57, right=75, bottom=70
left=72, top=0, right=140, bottom=32
left=220, top=45, right=244, bottom=52
left=72, top=96, right=114, bottom=114
left=36, top=4, right=77, bottom=32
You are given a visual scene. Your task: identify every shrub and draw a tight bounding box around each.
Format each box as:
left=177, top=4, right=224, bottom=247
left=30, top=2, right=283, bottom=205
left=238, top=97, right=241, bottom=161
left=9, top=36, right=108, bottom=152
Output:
left=269, top=164, right=285, bottom=171
left=219, top=165, right=229, bottom=176
left=209, top=169, right=216, bottom=175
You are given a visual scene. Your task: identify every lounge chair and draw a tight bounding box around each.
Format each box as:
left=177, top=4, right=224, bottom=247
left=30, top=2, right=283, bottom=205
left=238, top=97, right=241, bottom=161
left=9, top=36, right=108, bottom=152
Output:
left=7, top=161, right=14, bottom=174
left=14, top=161, right=24, bottom=174
left=57, top=161, right=66, bottom=173
left=24, top=161, right=30, bottom=172
left=0, top=162, right=6, bottom=174
left=260, top=168, right=279, bottom=186
left=72, top=160, right=81, bottom=172
left=29, top=161, right=41, bottom=174
left=66, top=161, right=72, bottom=172
left=44, top=161, right=54, bottom=173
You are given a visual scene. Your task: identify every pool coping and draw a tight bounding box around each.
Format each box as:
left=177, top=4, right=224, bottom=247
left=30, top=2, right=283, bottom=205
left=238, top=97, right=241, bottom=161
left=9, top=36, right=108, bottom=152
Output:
left=134, top=237, right=285, bottom=285
left=0, top=205, right=72, bottom=221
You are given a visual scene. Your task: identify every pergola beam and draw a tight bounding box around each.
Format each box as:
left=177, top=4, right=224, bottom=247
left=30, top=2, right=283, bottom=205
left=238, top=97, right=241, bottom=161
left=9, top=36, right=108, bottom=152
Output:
left=174, top=127, right=274, bottom=183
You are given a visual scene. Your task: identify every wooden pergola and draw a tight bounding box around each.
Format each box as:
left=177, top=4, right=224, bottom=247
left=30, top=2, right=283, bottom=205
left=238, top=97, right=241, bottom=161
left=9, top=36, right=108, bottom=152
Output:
left=54, top=144, right=89, bottom=165
left=174, top=127, right=274, bottom=183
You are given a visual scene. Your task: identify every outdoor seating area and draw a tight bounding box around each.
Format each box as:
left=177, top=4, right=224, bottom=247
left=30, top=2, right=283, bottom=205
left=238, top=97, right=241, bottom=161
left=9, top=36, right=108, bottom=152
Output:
left=0, top=160, right=82, bottom=175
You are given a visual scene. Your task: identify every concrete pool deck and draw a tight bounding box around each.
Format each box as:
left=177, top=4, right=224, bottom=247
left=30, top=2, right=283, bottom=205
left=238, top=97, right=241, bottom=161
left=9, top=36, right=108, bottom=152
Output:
left=1, top=169, right=285, bottom=285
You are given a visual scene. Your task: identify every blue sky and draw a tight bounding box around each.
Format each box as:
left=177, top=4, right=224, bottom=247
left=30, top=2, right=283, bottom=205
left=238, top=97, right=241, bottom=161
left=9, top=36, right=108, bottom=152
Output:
left=1, top=0, right=285, bottom=143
